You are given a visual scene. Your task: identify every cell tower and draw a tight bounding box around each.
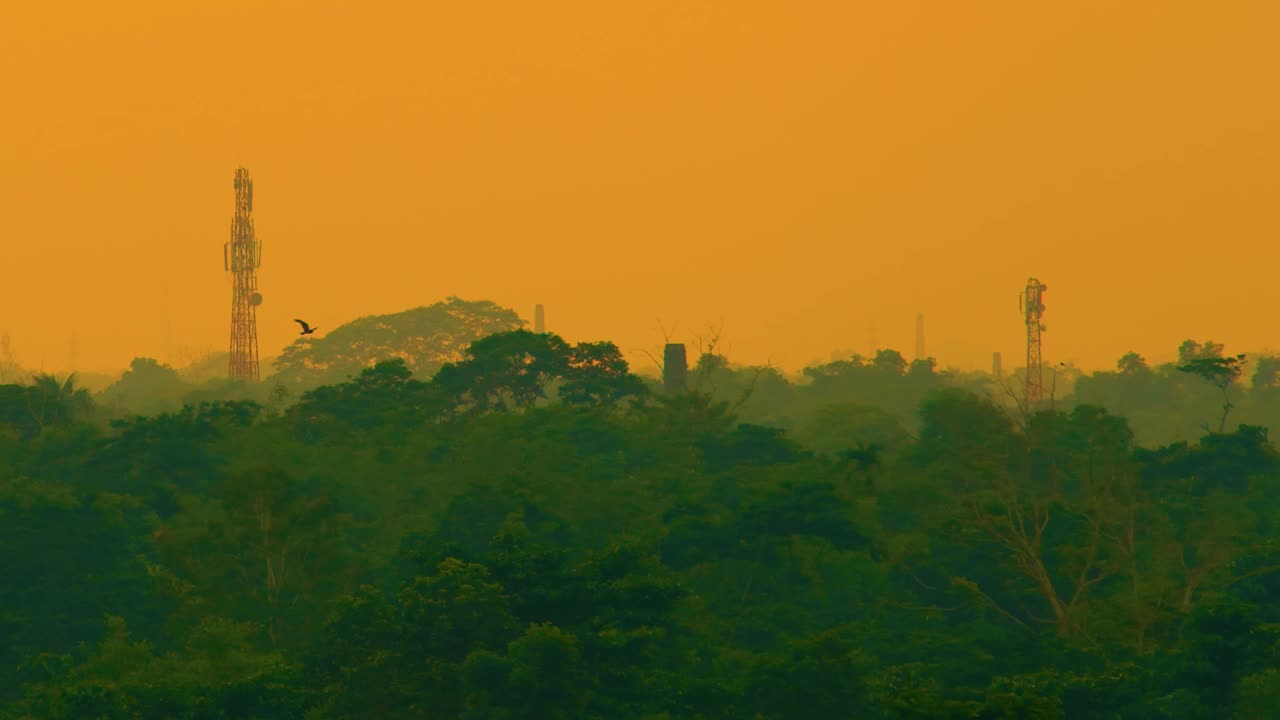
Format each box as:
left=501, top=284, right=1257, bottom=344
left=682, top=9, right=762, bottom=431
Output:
left=1020, top=277, right=1047, bottom=409
left=226, top=168, right=263, bottom=382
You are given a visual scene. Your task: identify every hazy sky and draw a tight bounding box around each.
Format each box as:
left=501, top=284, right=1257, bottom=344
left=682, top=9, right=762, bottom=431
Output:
left=2, top=2, right=1278, bottom=375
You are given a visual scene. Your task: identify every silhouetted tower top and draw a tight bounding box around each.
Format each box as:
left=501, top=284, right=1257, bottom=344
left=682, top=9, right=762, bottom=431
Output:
left=992, top=351, right=1003, bottom=378
left=1021, top=277, right=1047, bottom=409
left=534, top=304, right=545, bottom=333
left=226, top=167, right=263, bottom=382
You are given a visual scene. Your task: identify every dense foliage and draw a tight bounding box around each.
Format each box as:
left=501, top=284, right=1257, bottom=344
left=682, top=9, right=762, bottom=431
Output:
left=270, top=296, right=525, bottom=391
left=3, top=328, right=1280, bottom=718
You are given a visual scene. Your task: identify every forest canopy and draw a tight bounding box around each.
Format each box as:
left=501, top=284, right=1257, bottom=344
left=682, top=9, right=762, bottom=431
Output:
left=2, top=320, right=1280, bottom=718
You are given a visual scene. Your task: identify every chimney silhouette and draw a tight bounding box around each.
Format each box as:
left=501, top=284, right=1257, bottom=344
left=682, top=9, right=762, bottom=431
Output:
left=534, top=304, right=545, bottom=333
left=663, top=344, right=688, bottom=393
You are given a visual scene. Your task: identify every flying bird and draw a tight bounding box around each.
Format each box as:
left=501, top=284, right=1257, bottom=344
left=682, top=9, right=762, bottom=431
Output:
left=294, top=319, right=317, bottom=336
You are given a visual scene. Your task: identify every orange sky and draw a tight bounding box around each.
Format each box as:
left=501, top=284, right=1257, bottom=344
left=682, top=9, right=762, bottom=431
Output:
left=2, top=1, right=1278, bottom=376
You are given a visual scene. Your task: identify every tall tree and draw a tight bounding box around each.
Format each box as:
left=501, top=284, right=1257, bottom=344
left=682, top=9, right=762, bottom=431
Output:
left=433, top=331, right=571, bottom=413
left=271, top=297, right=525, bottom=390
left=1177, top=353, right=1246, bottom=432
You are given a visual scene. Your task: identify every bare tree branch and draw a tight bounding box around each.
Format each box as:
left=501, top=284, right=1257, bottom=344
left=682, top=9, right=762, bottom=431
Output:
left=635, top=319, right=682, bottom=375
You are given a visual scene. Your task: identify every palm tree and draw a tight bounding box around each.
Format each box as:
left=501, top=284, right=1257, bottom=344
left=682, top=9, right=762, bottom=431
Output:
left=26, top=372, right=94, bottom=431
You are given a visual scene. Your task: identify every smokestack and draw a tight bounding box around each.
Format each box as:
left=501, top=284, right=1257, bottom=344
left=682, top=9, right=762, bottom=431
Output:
left=663, top=344, right=688, bottom=393
left=992, top=351, right=1003, bottom=377
left=915, top=312, right=925, bottom=360
left=534, top=304, right=545, bottom=333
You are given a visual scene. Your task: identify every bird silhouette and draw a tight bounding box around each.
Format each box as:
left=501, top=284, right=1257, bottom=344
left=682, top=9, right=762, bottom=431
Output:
left=294, top=319, right=317, bottom=336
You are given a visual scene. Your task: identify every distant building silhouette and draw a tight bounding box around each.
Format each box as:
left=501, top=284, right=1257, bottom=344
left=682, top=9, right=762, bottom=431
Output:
left=663, top=344, right=687, bottom=393
left=534, top=304, right=545, bottom=333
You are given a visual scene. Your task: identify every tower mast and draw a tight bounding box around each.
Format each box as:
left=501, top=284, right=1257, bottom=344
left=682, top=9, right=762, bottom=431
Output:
left=1021, top=277, right=1047, bottom=410
left=226, top=168, right=262, bottom=382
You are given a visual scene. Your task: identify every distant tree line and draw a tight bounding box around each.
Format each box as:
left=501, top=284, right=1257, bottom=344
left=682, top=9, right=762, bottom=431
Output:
left=2, top=318, right=1280, bottom=717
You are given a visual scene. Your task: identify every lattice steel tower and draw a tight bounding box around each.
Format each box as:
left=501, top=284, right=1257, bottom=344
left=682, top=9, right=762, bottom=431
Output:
left=1020, top=277, right=1047, bottom=409
left=226, top=168, right=263, bottom=381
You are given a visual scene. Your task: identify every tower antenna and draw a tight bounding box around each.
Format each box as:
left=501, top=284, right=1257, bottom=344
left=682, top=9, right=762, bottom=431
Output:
left=226, top=167, right=263, bottom=382
left=1020, top=277, right=1047, bottom=410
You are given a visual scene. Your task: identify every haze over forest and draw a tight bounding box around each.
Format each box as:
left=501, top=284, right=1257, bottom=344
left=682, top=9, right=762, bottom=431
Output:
left=3, top=2, right=1280, bottom=376
left=6, top=300, right=1280, bottom=715
left=10, top=4, right=1280, bottom=716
